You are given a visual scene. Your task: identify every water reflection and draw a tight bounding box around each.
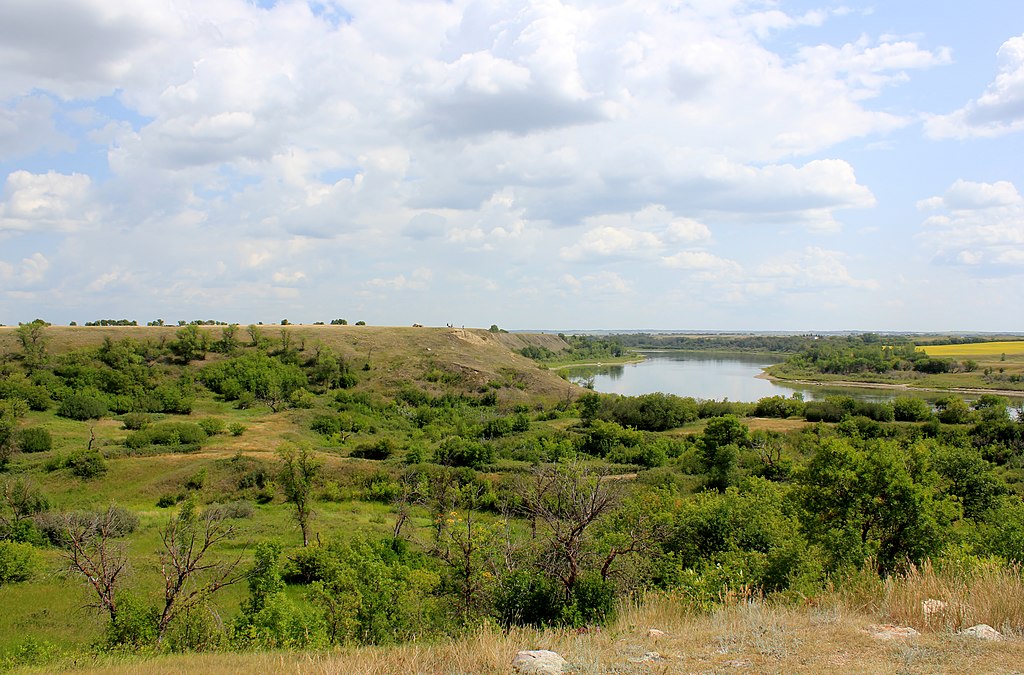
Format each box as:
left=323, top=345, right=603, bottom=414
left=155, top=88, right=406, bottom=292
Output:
left=567, top=351, right=1024, bottom=408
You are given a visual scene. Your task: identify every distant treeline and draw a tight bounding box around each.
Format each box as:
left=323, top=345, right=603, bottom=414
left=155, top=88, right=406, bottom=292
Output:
left=613, top=333, right=817, bottom=352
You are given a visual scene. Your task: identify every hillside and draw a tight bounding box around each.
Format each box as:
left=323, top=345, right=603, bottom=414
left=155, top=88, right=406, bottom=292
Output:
left=0, top=324, right=578, bottom=402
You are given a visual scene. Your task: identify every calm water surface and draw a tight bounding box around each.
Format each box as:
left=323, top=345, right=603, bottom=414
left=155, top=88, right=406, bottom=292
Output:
left=567, top=351, right=1023, bottom=406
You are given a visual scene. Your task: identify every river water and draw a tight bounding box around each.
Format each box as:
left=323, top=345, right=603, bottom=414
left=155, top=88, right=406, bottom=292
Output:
left=565, top=351, right=1024, bottom=407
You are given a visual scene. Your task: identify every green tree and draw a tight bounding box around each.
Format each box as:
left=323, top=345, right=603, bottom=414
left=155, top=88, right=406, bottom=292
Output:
left=797, top=437, right=956, bottom=574
left=697, top=416, right=748, bottom=491
left=278, top=445, right=321, bottom=546
left=169, top=324, right=209, bottom=363
left=15, top=319, right=50, bottom=371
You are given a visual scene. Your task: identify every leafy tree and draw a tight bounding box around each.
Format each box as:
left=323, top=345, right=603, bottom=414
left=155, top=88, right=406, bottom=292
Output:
left=15, top=319, right=50, bottom=371
left=936, top=396, right=974, bottom=424
left=169, top=324, right=209, bottom=363
left=278, top=445, right=321, bottom=546
left=697, top=416, right=748, bottom=491
left=797, top=437, right=956, bottom=574
left=892, top=397, right=932, bottom=422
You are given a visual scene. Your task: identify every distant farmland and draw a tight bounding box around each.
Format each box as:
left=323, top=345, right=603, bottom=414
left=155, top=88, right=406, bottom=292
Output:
left=920, top=341, right=1024, bottom=357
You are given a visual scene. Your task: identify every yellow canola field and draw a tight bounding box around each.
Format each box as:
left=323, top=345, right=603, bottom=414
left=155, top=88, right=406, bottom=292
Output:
left=920, top=341, right=1024, bottom=357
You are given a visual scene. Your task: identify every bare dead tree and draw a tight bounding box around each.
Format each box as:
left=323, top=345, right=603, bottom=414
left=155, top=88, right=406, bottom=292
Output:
left=156, top=505, right=245, bottom=644
left=61, top=506, right=132, bottom=622
left=522, top=461, right=623, bottom=600
left=392, top=469, right=427, bottom=541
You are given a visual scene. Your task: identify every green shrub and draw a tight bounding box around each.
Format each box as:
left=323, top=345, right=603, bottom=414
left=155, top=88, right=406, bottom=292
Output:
left=121, top=413, right=151, bottom=430
left=125, top=422, right=207, bottom=449
left=229, top=422, right=246, bottom=437
left=310, top=415, right=341, bottom=436
left=184, top=468, right=207, bottom=490
left=157, top=493, right=183, bottom=508
left=0, top=541, right=38, bottom=585
left=210, top=499, right=255, bottom=519
left=198, top=418, right=226, bottom=436
left=104, top=592, right=158, bottom=649
left=57, top=393, right=108, bottom=420
left=15, top=427, right=52, bottom=453
left=434, top=436, right=493, bottom=468
left=66, top=450, right=108, bottom=478
left=494, top=570, right=563, bottom=627
left=351, top=438, right=395, bottom=460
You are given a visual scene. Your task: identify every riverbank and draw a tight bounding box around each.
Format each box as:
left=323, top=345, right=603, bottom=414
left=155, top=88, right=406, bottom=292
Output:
left=758, top=371, right=1024, bottom=400
left=549, top=356, right=647, bottom=370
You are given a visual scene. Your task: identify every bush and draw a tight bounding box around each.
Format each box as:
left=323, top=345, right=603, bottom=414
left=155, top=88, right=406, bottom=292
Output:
left=229, top=422, right=246, bottom=437
left=104, top=592, right=158, bottom=649
left=494, top=570, right=563, bottom=627
left=434, top=436, right=493, bottom=468
left=157, top=493, right=183, bottom=508
left=0, top=541, right=38, bottom=585
left=198, top=418, right=226, bottom=436
left=210, top=499, right=256, bottom=519
left=121, top=413, right=151, bottom=430
left=57, top=393, right=108, bottom=420
left=351, top=438, right=395, bottom=460
left=66, top=450, right=108, bottom=478
left=892, top=397, right=932, bottom=422
left=15, top=427, right=52, bottom=453
left=125, top=422, right=207, bottom=449
left=803, top=400, right=845, bottom=423
left=184, top=468, right=207, bottom=490
left=310, top=415, right=341, bottom=436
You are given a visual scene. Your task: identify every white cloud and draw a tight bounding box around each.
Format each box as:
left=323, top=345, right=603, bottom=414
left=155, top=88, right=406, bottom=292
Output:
left=755, top=246, right=879, bottom=290
left=562, top=271, right=630, bottom=295
left=560, top=226, right=662, bottom=261
left=0, top=252, right=49, bottom=286
left=926, top=34, right=1024, bottom=139
left=918, top=179, right=1024, bottom=270
left=0, top=171, right=97, bottom=233
left=366, top=267, right=433, bottom=292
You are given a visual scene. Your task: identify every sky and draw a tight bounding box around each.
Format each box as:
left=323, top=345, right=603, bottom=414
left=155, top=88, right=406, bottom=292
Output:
left=1, top=0, right=1023, bottom=332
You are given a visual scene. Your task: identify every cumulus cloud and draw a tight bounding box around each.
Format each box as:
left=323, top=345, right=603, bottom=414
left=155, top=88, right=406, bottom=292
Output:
left=755, top=247, right=879, bottom=291
left=926, top=34, right=1024, bottom=139
left=918, top=179, right=1024, bottom=270
left=366, top=267, right=433, bottom=292
left=0, top=171, right=97, bottom=233
left=0, top=252, right=49, bottom=286
left=0, top=1, right=972, bottom=324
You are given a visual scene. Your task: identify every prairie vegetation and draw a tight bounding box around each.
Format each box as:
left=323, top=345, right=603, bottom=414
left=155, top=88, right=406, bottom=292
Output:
left=0, top=323, right=1022, bottom=672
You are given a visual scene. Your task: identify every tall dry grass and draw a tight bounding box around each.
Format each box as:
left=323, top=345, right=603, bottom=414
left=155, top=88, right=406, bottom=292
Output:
left=837, top=559, right=1024, bottom=635
left=18, top=563, right=1024, bottom=674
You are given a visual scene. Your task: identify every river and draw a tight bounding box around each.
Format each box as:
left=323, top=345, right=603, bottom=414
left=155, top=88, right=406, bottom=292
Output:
left=565, top=351, right=1024, bottom=407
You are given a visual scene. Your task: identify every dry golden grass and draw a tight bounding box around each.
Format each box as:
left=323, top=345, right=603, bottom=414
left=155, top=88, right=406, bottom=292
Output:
left=36, top=578, right=1024, bottom=675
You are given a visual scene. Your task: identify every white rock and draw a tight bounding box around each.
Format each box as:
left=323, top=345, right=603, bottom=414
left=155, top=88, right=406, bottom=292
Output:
left=647, top=628, right=666, bottom=639
left=921, top=598, right=948, bottom=619
left=512, top=650, right=568, bottom=674
left=960, top=624, right=1002, bottom=641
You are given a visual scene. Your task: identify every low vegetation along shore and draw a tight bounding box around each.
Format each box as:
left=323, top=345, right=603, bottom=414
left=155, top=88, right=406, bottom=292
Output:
left=0, top=323, right=1023, bottom=673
